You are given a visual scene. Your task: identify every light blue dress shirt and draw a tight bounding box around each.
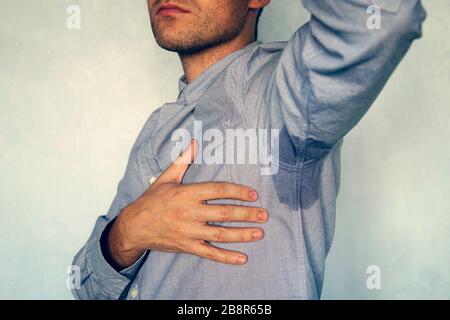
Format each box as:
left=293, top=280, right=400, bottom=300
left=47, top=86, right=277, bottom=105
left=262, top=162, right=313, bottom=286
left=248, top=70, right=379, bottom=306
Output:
left=72, top=0, right=426, bottom=300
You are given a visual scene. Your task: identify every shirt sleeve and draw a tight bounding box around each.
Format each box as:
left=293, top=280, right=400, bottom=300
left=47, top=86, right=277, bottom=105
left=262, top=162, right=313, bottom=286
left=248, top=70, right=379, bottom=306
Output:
left=268, top=0, right=426, bottom=146
left=71, top=148, right=148, bottom=300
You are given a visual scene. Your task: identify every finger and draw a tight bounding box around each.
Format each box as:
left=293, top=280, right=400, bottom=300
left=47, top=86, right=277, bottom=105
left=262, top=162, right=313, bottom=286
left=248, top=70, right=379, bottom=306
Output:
left=156, top=139, right=198, bottom=184
left=194, top=225, right=265, bottom=243
left=196, top=205, right=269, bottom=223
left=190, top=241, right=248, bottom=265
left=185, top=182, right=258, bottom=202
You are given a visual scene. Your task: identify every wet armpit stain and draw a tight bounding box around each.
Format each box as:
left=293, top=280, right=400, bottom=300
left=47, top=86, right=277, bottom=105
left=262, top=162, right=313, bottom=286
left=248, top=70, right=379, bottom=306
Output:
left=270, top=126, right=338, bottom=210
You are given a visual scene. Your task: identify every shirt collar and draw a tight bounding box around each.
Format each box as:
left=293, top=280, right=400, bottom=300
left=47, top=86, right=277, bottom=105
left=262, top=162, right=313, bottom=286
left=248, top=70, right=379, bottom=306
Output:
left=176, top=41, right=261, bottom=105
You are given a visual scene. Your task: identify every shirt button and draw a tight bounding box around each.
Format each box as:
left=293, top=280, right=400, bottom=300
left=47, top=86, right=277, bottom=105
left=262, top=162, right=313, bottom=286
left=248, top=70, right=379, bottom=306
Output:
left=149, top=176, right=157, bottom=185
left=130, top=287, right=139, bottom=299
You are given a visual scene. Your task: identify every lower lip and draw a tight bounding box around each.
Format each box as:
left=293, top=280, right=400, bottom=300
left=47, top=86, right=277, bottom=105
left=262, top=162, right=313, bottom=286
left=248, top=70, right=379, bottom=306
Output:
left=158, top=8, right=188, bottom=16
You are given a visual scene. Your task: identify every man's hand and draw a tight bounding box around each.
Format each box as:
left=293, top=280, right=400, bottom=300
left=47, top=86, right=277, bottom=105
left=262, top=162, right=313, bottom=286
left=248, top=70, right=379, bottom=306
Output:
left=105, top=139, right=268, bottom=269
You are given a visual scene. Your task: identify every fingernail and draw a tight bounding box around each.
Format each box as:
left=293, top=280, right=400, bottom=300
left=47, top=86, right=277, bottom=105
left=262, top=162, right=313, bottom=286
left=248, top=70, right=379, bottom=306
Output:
left=258, top=210, right=267, bottom=221
left=252, top=229, right=264, bottom=240
left=249, top=190, right=258, bottom=200
left=237, top=255, right=247, bottom=264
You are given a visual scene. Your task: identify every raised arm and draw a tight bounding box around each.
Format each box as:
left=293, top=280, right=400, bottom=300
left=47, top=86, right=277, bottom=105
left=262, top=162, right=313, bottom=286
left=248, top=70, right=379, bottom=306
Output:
left=267, top=0, right=426, bottom=146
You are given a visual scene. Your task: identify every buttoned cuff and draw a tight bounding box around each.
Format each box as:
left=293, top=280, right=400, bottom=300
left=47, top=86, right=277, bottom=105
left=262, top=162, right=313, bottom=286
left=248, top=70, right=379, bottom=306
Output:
left=86, top=224, right=148, bottom=299
left=119, top=251, right=149, bottom=280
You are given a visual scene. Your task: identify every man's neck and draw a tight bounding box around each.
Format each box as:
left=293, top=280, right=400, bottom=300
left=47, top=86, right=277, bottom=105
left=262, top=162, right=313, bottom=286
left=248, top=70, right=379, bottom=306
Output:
left=179, top=34, right=254, bottom=84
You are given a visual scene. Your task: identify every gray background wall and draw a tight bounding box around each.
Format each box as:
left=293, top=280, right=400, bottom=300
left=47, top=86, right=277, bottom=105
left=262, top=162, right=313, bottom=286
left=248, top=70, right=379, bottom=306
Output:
left=0, top=0, right=449, bottom=299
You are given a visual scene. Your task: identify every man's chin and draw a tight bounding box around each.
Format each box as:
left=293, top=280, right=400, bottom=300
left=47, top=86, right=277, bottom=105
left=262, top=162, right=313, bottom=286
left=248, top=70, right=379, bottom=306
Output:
left=156, top=40, right=190, bottom=53
left=155, top=38, right=211, bottom=55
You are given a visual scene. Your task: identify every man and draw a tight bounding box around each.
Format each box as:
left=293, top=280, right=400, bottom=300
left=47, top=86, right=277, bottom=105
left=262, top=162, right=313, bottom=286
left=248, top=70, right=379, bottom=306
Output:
left=72, top=0, right=426, bottom=299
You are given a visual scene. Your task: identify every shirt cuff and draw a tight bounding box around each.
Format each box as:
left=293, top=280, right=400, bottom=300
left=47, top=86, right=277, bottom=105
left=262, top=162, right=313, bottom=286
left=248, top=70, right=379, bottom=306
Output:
left=119, top=251, right=149, bottom=280
left=85, top=225, right=148, bottom=299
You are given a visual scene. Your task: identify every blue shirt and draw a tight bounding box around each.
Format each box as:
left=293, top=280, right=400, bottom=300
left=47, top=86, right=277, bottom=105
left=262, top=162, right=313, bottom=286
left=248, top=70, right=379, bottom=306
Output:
left=72, top=0, right=426, bottom=300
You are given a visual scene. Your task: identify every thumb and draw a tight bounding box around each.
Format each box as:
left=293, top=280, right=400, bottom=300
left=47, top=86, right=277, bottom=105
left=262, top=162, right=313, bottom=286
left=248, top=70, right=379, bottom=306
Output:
left=155, top=139, right=198, bottom=184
